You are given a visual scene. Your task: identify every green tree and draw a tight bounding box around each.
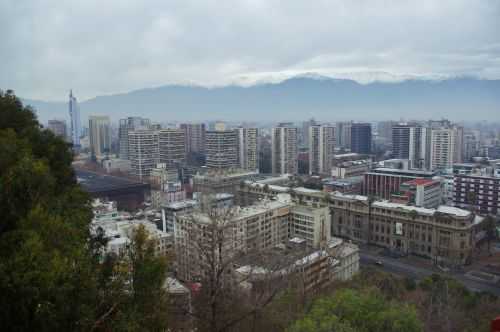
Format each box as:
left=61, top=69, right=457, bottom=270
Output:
left=0, top=91, right=169, bottom=331
left=287, top=289, right=423, bottom=332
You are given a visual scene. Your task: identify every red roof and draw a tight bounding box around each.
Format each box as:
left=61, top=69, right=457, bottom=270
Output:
left=403, top=178, right=436, bottom=186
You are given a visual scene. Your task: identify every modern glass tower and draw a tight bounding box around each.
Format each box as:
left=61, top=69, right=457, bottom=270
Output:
left=69, top=90, right=81, bottom=148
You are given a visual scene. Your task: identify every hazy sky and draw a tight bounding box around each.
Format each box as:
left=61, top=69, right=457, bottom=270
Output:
left=2, top=0, right=500, bottom=100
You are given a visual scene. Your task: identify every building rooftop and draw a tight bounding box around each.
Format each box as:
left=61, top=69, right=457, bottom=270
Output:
left=372, top=201, right=436, bottom=216
left=234, top=200, right=291, bottom=220
left=370, top=168, right=436, bottom=176
left=332, top=191, right=474, bottom=219
left=255, top=174, right=291, bottom=184
left=436, top=205, right=471, bottom=217
left=76, top=169, right=149, bottom=193
left=403, top=178, right=438, bottom=186
left=293, top=187, right=322, bottom=194
left=331, top=191, right=369, bottom=202
left=235, top=241, right=333, bottom=277
left=333, top=153, right=362, bottom=158
left=164, top=199, right=198, bottom=210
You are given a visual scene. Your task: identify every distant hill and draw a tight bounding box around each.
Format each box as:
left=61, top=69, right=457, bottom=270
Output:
left=23, top=76, right=500, bottom=124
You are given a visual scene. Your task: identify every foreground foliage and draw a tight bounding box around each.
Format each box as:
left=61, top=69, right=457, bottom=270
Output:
left=287, top=288, right=422, bottom=332
left=0, top=90, right=168, bottom=331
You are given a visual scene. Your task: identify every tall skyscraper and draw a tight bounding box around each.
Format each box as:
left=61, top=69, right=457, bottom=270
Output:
left=128, top=130, right=160, bottom=179
left=158, top=129, right=186, bottom=168
left=180, top=123, right=206, bottom=154
left=271, top=123, right=298, bottom=175
left=309, top=125, right=335, bottom=175
left=350, top=123, right=372, bottom=154
left=392, top=123, right=429, bottom=169
left=237, top=127, right=259, bottom=172
left=68, top=90, right=81, bottom=148
left=119, top=117, right=151, bottom=160
left=88, top=115, right=111, bottom=157
left=206, top=129, right=238, bottom=169
left=48, top=119, right=68, bottom=140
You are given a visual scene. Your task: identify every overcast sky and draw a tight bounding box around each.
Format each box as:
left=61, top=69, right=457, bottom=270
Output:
left=2, top=0, right=500, bottom=100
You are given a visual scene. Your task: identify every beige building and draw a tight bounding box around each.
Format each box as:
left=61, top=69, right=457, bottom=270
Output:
left=158, top=129, right=186, bottom=167
left=206, top=129, right=238, bottom=169
left=430, top=126, right=464, bottom=170
left=329, top=192, right=484, bottom=267
left=235, top=237, right=359, bottom=294
left=174, top=200, right=291, bottom=281
left=193, top=169, right=259, bottom=197
left=128, top=129, right=160, bottom=179
left=180, top=123, right=206, bottom=154
left=309, top=125, right=336, bottom=175
left=290, top=204, right=330, bottom=248
left=237, top=127, right=259, bottom=172
left=88, top=115, right=111, bottom=157
left=272, top=124, right=298, bottom=175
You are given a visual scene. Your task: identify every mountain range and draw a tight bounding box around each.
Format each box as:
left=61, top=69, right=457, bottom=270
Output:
left=22, top=76, right=500, bottom=124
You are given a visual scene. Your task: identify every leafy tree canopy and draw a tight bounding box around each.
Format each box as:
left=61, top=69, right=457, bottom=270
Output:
left=287, top=289, right=423, bottom=332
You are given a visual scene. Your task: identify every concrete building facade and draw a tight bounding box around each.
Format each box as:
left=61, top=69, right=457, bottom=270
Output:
left=128, top=130, right=160, bottom=179
left=237, top=127, right=259, bottom=172
left=309, top=125, right=336, bottom=175
left=206, top=130, right=238, bottom=169
left=272, top=124, right=298, bottom=175
left=88, top=115, right=111, bottom=157
left=119, top=117, right=151, bottom=160
left=180, top=123, right=206, bottom=154
left=329, top=192, right=485, bottom=267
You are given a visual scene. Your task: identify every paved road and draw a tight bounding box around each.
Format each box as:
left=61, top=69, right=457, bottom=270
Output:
left=360, top=251, right=500, bottom=296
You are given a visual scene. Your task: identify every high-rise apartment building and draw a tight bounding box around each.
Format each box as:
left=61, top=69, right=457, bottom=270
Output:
left=454, top=173, right=500, bottom=216
left=309, top=125, right=335, bottom=175
left=48, top=119, right=68, bottom=140
left=158, top=129, right=186, bottom=168
left=336, top=122, right=352, bottom=149
left=119, top=117, right=151, bottom=160
left=128, top=130, right=160, bottom=179
left=271, top=123, right=298, bottom=175
left=88, top=115, right=111, bottom=157
left=350, top=123, right=372, bottom=154
left=377, top=121, right=396, bottom=143
left=463, top=133, right=479, bottom=162
left=301, top=118, right=316, bottom=148
left=429, top=125, right=463, bottom=170
left=236, top=127, right=259, bottom=172
left=392, top=124, right=429, bottom=169
left=205, top=129, right=238, bottom=169
left=180, top=123, right=206, bottom=154
left=68, top=90, right=81, bottom=148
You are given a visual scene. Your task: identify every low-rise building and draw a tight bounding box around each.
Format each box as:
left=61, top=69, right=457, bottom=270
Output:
left=396, top=178, right=442, bottom=208
left=454, top=174, right=500, bottom=216
left=329, top=192, right=485, bottom=267
left=331, top=159, right=371, bottom=179
left=234, top=237, right=359, bottom=294
left=93, top=219, right=173, bottom=257
left=101, top=158, right=131, bottom=174
left=174, top=199, right=291, bottom=281
left=363, top=168, right=436, bottom=200
left=193, top=169, right=259, bottom=198
left=323, top=176, right=364, bottom=195
left=290, top=205, right=330, bottom=248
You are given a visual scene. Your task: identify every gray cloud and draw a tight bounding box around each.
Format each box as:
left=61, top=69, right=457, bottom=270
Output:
left=1, top=0, right=499, bottom=100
